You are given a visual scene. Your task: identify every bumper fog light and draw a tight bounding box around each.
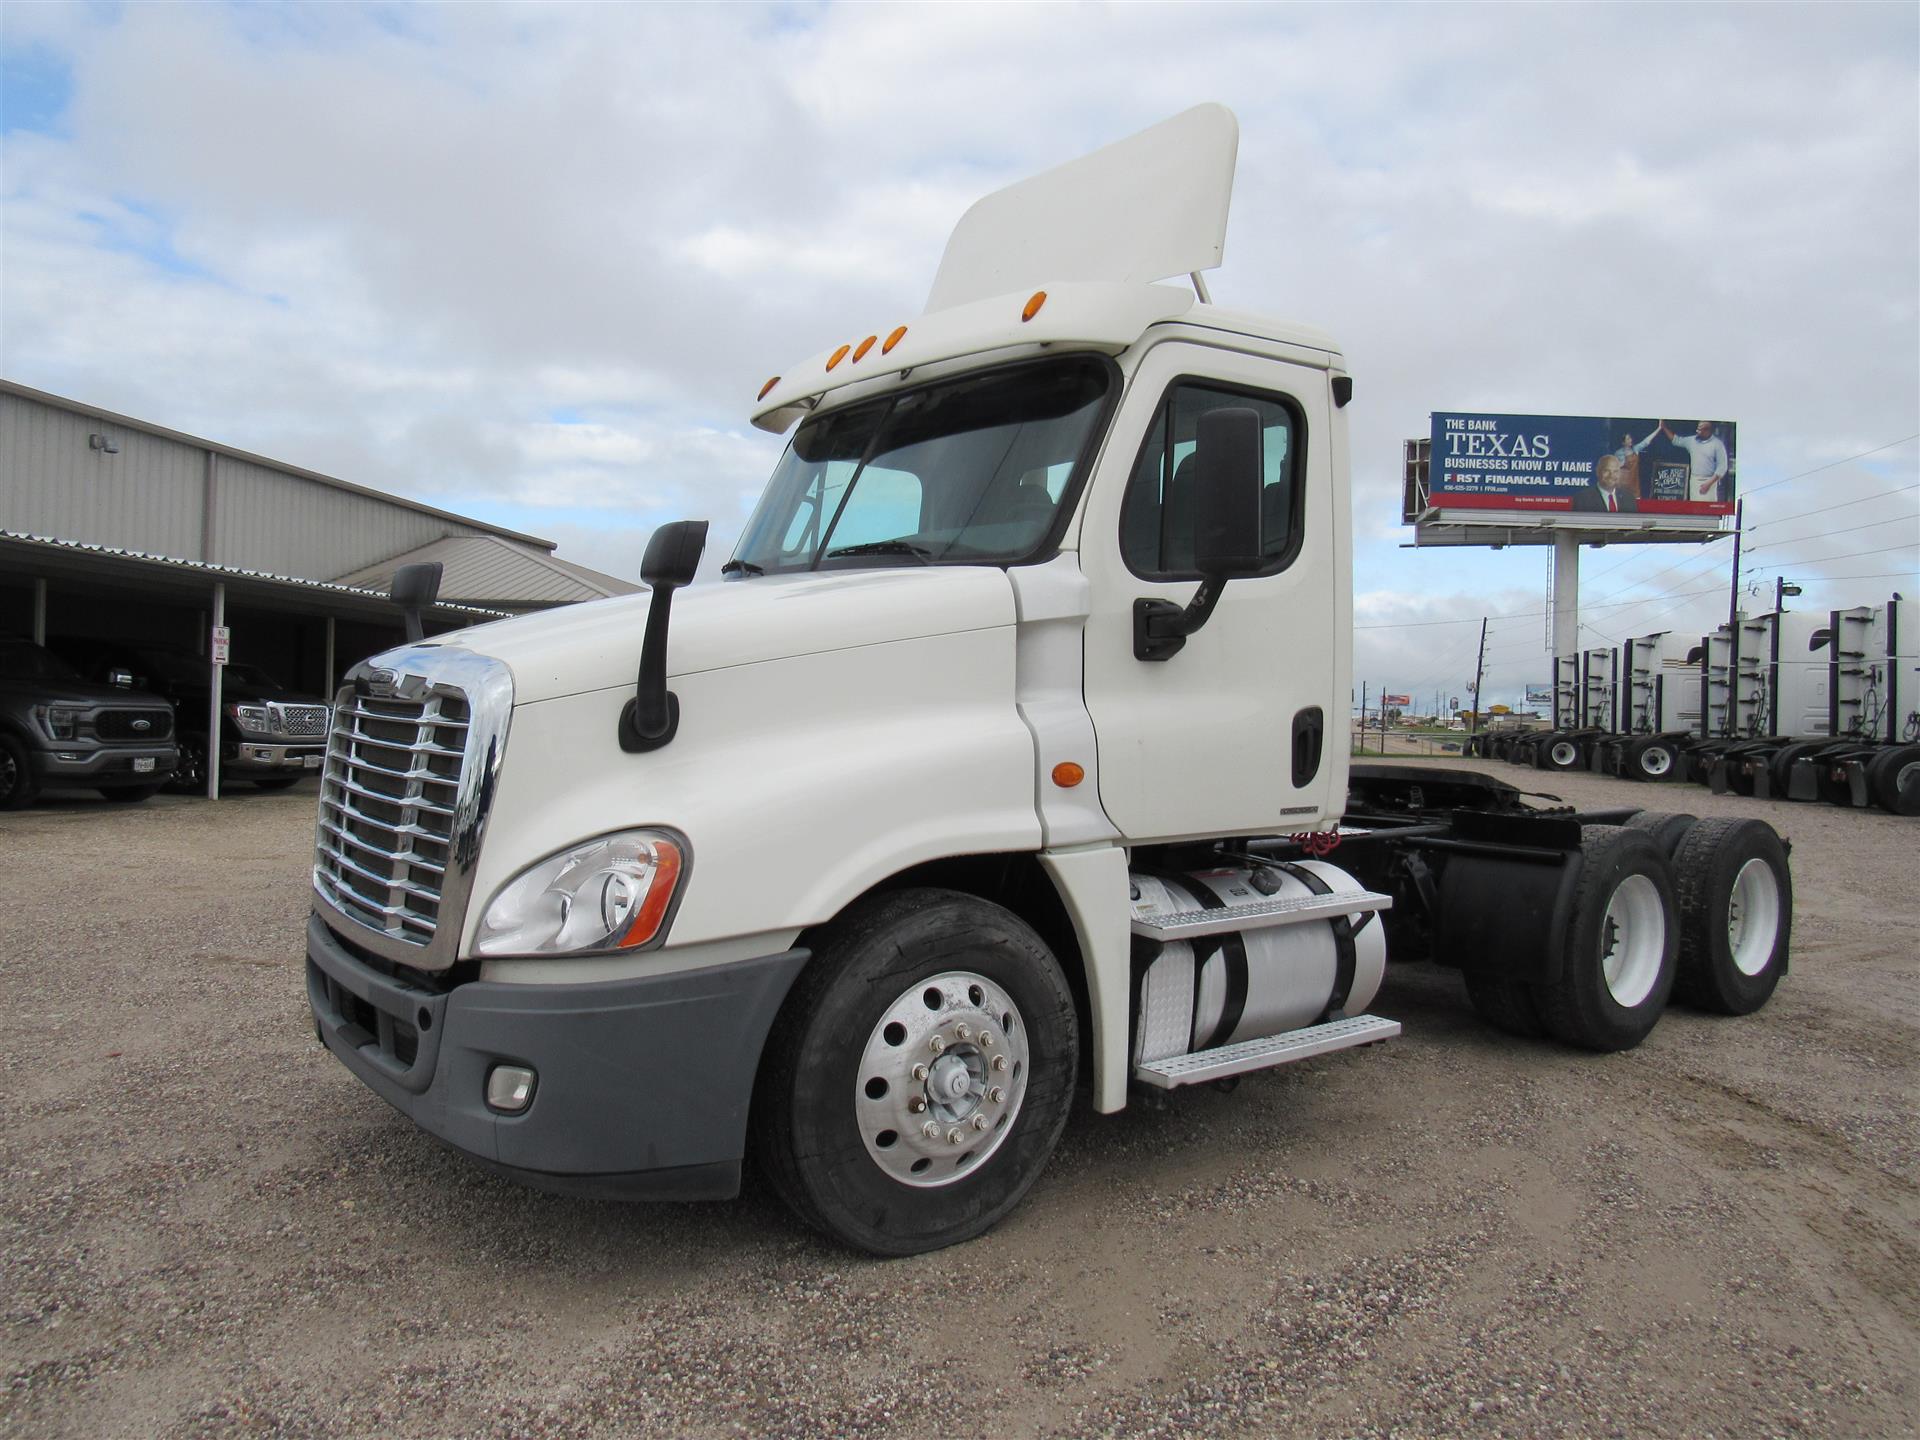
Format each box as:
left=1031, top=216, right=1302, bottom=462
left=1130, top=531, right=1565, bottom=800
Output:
left=485, top=1064, right=537, bottom=1114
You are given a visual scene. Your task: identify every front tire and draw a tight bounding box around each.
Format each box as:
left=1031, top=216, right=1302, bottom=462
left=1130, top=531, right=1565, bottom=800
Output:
left=753, top=888, right=1079, bottom=1256
left=1669, top=818, right=1791, bottom=1014
left=0, top=734, right=38, bottom=810
left=1627, top=736, right=1679, bottom=782
left=1536, top=825, right=1678, bottom=1052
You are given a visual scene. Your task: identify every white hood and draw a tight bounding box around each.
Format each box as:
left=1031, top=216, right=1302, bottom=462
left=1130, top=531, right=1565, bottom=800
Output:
left=443, top=567, right=1019, bottom=706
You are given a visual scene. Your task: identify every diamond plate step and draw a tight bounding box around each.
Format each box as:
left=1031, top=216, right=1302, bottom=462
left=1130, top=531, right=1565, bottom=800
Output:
left=1131, top=889, right=1391, bottom=942
left=1133, top=1014, right=1402, bottom=1089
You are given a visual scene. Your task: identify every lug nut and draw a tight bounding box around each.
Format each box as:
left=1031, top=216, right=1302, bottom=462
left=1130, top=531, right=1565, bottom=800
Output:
left=993, top=1055, right=1008, bottom=1072
left=911, top=1062, right=929, bottom=1081
left=979, top=1031, right=995, bottom=1048
left=972, top=1114, right=989, bottom=1131
left=908, top=1097, right=926, bottom=1114
left=947, top=1128, right=965, bottom=1146
left=929, top=1035, right=946, bottom=1054
left=988, top=1087, right=1005, bottom=1104
left=955, top=1023, right=972, bottom=1041
left=922, top=1122, right=940, bottom=1140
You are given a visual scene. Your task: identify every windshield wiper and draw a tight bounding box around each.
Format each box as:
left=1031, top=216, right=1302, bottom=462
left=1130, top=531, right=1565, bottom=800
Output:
left=823, top=540, right=933, bottom=563
left=720, top=558, right=763, bottom=576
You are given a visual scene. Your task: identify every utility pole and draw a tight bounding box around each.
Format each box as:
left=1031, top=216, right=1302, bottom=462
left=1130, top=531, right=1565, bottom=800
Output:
left=1359, top=681, right=1367, bottom=755
left=1727, top=499, right=1745, bottom=628
left=1467, top=616, right=1489, bottom=737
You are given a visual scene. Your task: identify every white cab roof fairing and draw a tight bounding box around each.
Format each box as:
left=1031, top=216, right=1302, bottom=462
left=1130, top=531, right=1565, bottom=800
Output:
left=925, top=104, right=1239, bottom=312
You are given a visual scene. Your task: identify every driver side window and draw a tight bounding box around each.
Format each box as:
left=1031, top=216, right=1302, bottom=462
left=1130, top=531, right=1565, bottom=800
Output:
left=1119, top=381, right=1303, bottom=580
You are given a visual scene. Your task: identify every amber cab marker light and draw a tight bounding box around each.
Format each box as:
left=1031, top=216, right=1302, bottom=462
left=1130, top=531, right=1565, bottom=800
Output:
left=1051, top=761, right=1085, bottom=789
left=826, top=344, right=851, bottom=371
left=1022, top=290, right=1047, bottom=322
left=882, top=325, right=909, bottom=355
left=852, top=335, right=877, bottom=363
left=757, top=376, right=781, bottom=401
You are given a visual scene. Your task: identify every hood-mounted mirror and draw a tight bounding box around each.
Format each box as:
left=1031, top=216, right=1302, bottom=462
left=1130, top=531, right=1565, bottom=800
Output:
left=391, top=562, right=444, bottom=643
left=620, top=520, right=708, bottom=753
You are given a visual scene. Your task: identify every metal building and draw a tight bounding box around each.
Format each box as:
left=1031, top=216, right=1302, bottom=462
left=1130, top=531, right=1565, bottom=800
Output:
left=1, top=379, right=638, bottom=795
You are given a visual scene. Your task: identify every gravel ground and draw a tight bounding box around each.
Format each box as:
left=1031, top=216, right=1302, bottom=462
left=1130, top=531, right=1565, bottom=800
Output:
left=1, top=762, right=1914, bottom=1439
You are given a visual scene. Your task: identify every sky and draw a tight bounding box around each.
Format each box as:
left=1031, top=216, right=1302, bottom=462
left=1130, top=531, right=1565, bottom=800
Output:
left=3, top=2, right=1916, bottom=710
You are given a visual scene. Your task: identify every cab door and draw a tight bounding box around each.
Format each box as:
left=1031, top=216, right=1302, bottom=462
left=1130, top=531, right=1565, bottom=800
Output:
left=1078, top=340, right=1340, bottom=842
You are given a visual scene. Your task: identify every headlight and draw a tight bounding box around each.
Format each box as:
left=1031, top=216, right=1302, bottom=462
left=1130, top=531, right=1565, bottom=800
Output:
left=42, top=706, right=81, bottom=740
left=228, top=704, right=272, bottom=734
left=475, top=830, right=687, bottom=958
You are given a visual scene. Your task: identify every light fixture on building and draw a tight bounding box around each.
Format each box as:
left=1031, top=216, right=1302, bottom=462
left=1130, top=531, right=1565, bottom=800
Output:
left=88, top=433, right=120, bottom=454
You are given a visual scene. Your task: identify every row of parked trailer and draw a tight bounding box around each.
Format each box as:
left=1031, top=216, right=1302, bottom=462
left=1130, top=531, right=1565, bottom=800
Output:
left=1466, top=597, right=1919, bottom=816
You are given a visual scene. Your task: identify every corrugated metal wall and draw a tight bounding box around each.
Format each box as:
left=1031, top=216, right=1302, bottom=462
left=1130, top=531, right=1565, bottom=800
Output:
left=1, top=388, right=505, bottom=580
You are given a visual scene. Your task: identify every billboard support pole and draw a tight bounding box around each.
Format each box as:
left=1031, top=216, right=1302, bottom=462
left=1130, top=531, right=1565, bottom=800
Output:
left=1552, top=530, right=1579, bottom=662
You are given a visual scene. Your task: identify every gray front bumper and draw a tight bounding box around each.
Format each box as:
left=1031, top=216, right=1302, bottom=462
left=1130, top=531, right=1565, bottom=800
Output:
left=305, top=914, right=807, bottom=1200
left=35, top=744, right=178, bottom=784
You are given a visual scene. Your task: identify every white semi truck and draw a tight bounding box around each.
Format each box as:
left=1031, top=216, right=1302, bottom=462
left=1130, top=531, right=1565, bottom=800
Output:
left=305, top=107, right=1794, bottom=1255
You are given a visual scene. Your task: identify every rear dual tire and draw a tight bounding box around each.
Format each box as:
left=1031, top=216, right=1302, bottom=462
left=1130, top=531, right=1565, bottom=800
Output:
left=1670, top=818, right=1792, bottom=1014
left=1533, top=826, right=1678, bottom=1052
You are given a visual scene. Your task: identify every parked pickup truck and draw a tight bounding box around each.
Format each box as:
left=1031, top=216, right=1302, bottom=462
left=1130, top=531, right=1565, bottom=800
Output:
left=58, top=642, right=333, bottom=793
left=0, top=635, right=178, bottom=807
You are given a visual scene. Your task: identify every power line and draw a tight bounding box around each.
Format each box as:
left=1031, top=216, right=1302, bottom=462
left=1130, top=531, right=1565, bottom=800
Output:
left=1745, top=480, right=1920, bottom=531
left=1742, top=515, right=1912, bottom=550
left=1736, top=433, right=1920, bottom=499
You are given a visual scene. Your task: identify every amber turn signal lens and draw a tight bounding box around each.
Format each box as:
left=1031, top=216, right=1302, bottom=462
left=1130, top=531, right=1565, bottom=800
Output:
left=826, top=344, right=851, bottom=371
left=1022, top=291, right=1047, bottom=322
left=882, top=325, right=908, bottom=354
left=618, top=840, right=683, bottom=950
left=852, top=335, right=877, bottom=363
left=757, top=376, right=781, bottom=401
left=1050, top=761, right=1085, bottom=788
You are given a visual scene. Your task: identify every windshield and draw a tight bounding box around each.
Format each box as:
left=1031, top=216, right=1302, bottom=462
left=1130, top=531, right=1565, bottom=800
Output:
left=729, top=356, right=1113, bottom=575
left=0, top=639, right=81, bottom=682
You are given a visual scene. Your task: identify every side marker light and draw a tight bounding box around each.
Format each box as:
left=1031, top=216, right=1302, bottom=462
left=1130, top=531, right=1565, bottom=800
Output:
left=1051, top=761, right=1085, bottom=788
left=826, top=344, right=851, bottom=371
left=758, top=376, right=781, bottom=401
left=882, top=325, right=908, bottom=355
left=1022, top=291, right=1047, bottom=322
left=852, top=335, right=877, bottom=362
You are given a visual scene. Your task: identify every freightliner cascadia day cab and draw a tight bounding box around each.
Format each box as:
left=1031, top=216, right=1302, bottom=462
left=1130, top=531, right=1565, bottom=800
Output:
left=306, top=107, right=1795, bottom=1255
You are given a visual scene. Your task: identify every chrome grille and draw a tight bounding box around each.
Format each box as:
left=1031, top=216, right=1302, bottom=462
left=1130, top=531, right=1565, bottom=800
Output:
left=316, top=692, right=467, bottom=945
left=276, top=703, right=330, bottom=738
left=311, top=647, right=512, bottom=971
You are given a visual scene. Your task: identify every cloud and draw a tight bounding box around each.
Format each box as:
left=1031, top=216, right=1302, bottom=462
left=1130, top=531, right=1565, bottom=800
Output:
left=1, top=0, right=1913, bottom=655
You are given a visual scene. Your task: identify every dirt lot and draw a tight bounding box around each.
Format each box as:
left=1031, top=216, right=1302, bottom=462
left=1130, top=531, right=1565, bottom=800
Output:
left=2, top=762, right=1914, bottom=1439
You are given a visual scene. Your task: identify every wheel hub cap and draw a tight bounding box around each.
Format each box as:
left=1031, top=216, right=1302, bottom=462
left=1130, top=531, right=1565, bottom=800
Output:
left=857, top=970, right=1029, bottom=1188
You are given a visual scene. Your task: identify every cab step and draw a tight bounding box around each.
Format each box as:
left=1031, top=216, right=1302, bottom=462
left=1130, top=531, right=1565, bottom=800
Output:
left=1133, top=1014, right=1402, bottom=1089
left=1131, top=889, right=1391, bottom=942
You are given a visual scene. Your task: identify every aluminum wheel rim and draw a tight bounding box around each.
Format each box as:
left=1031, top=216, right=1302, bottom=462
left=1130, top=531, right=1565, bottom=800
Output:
left=1551, top=742, right=1578, bottom=767
left=1601, top=873, right=1665, bottom=1008
left=1639, top=746, right=1672, bottom=777
left=1727, top=857, right=1781, bottom=977
left=856, top=970, right=1028, bottom=1189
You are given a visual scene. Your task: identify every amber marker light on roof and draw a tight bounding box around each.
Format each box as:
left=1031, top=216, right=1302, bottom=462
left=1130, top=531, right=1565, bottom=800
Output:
left=1051, top=761, right=1085, bottom=788
left=1022, top=290, right=1047, bottom=322
left=882, top=325, right=908, bottom=355
left=852, top=335, right=877, bottom=362
left=758, top=376, right=781, bottom=401
left=826, top=344, right=851, bottom=371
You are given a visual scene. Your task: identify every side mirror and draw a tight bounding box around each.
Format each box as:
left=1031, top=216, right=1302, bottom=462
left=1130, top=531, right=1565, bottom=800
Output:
left=391, top=562, right=444, bottom=644
left=1134, top=407, right=1264, bottom=661
left=1192, top=406, right=1265, bottom=578
left=109, top=668, right=134, bottom=688
left=622, top=520, right=709, bottom=753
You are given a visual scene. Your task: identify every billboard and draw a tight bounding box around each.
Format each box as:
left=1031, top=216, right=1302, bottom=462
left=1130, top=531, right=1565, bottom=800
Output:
left=1428, top=413, right=1736, bottom=517
left=1524, top=683, right=1554, bottom=707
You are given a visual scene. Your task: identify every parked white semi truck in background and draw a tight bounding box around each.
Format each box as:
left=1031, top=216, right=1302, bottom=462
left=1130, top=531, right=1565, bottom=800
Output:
left=304, top=107, right=1794, bottom=1255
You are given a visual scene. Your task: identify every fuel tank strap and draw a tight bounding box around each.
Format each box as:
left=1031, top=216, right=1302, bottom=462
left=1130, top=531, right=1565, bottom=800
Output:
left=1263, top=861, right=1362, bottom=1021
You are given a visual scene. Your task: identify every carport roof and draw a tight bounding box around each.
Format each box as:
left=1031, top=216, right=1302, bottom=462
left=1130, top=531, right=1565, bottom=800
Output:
left=1, top=530, right=510, bottom=623
left=333, top=534, right=640, bottom=609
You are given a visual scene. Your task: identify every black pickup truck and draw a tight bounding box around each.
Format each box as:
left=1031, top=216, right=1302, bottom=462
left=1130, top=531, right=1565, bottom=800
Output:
left=0, top=637, right=179, bottom=808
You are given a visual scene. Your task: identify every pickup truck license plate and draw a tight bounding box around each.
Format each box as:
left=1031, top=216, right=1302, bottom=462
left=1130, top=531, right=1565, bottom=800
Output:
left=304, top=755, right=322, bottom=770
left=133, top=757, right=155, bottom=774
